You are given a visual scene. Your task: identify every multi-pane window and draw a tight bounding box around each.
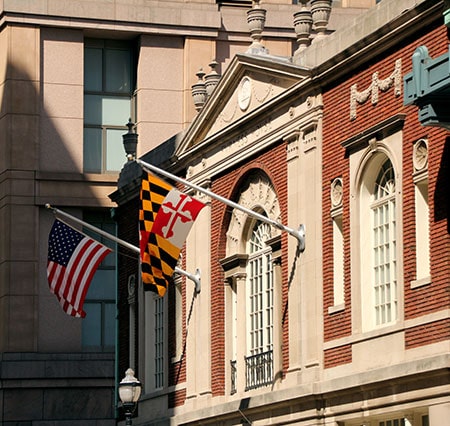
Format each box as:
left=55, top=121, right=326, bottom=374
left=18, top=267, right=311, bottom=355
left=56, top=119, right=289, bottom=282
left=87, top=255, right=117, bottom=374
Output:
left=154, top=296, right=164, bottom=389
left=379, top=418, right=405, bottom=426
left=247, top=221, right=273, bottom=355
left=372, top=159, right=397, bottom=326
left=84, top=39, right=135, bottom=173
left=81, top=211, right=116, bottom=351
left=245, top=220, right=273, bottom=390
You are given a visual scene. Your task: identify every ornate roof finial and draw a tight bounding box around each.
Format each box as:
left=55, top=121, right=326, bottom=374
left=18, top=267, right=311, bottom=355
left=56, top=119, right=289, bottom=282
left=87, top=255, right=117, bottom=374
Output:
left=205, top=60, right=221, bottom=98
left=311, top=0, right=332, bottom=41
left=191, top=68, right=207, bottom=112
left=246, top=0, right=268, bottom=54
left=293, top=1, right=313, bottom=56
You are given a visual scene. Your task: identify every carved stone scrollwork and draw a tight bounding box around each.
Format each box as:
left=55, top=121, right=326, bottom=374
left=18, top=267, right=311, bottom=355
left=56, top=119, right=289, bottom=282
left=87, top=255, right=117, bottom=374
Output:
left=226, top=173, right=281, bottom=256
left=350, top=59, right=402, bottom=120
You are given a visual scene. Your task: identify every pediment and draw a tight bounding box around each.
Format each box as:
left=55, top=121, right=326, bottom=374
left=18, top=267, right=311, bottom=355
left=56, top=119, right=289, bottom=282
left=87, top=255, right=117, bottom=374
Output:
left=175, top=53, right=309, bottom=158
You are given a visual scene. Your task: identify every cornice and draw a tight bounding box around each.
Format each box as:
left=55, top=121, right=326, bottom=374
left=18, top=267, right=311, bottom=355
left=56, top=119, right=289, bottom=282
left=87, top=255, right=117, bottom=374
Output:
left=301, top=0, right=443, bottom=87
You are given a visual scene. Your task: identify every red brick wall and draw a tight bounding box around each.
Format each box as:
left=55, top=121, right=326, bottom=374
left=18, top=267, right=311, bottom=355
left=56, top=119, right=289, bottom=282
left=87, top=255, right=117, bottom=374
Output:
left=210, top=142, right=289, bottom=395
left=322, top=21, right=450, bottom=363
left=324, top=344, right=352, bottom=369
left=169, top=388, right=187, bottom=409
left=405, top=318, right=450, bottom=349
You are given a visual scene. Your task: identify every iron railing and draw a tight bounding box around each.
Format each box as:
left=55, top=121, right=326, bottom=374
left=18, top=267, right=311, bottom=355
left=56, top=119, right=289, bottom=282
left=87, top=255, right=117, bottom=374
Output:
left=244, top=350, right=273, bottom=391
left=230, top=360, right=237, bottom=395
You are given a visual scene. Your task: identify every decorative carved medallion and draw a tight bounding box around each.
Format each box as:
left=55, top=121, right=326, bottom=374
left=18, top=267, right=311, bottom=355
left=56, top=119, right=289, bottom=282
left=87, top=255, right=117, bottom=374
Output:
left=413, top=138, right=428, bottom=171
left=238, top=76, right=252, bottom=111
left=331, top=177, right=343, bottom=207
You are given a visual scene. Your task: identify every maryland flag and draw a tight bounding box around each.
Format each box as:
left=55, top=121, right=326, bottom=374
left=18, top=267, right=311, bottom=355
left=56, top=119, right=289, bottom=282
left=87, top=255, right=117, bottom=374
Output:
left=139, top=170, right=206, bottom=296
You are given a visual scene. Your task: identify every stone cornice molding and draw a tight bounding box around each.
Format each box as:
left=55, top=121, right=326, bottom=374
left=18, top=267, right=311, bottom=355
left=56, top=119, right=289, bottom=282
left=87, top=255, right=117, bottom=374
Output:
left=300, top=0, right=440, bottom=87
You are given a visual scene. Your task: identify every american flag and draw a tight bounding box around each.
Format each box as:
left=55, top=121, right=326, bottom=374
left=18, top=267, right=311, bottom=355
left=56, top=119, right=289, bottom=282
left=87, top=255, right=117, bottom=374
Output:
left=47, top=219, right=111, bottom=318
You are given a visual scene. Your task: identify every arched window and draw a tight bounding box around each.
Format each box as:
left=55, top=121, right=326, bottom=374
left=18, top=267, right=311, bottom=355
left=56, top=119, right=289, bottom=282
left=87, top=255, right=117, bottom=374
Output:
left=247, top=221, right=273, bottom=355
left=371, top=159, right=397, bottom=326
left=221, top=171, right=281, bottom=394
left=245, top=220, right=274, bottom=390
left=359, top=155, right=399, bottom=331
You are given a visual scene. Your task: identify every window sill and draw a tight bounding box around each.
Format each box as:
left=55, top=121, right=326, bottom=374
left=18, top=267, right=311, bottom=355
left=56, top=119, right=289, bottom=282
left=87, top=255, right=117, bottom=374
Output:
left=410, top=276, right=431, bottom=289
left=328, top=303, right=345, bottom=314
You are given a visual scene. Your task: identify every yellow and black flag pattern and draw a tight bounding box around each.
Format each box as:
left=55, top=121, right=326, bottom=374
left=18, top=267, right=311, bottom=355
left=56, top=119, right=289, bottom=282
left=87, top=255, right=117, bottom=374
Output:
left=139, top=170, right=205, bottom=296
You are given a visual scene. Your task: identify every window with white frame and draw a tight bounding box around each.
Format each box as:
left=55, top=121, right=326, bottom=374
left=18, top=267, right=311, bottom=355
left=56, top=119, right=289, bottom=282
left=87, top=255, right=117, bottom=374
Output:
left=345, top=122, right=404, bottom=334
left=221, top=171, right=280, bottom=394
left=372, top=158, right=398, bottom=326
left=379, top=417, right=406, bottom=426
left=83, top=39, right=135, bottom=173
left=358, top=151, right=400, bottom=332
left=245, top=220, right=273, bottom=390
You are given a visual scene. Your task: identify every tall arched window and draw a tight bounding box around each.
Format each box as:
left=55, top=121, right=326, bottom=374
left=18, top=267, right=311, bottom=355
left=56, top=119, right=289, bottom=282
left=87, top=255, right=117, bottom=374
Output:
left=359, top=155, right=399, bottom=331
left=245, top=220, right=274, bottom=390
left=247, top=221, right=273, bottom=356
left=372, top=159, right=397, bottom=326
left=221, top=171, right=281, bottom=394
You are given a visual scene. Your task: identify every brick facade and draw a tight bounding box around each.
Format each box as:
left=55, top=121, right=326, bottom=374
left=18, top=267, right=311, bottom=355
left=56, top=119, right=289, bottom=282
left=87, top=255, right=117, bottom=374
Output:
left=322, top=21, right=450, bottom=366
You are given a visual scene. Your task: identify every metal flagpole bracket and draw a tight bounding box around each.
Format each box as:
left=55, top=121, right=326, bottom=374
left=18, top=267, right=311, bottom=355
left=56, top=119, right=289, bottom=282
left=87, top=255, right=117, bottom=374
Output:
left=174, top=267, right=201, bottom=294
left=293, top=224, right=305, bottom=253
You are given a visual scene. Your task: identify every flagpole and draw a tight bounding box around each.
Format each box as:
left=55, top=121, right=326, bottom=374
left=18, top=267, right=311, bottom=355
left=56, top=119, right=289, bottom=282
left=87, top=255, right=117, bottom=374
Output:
left=136, top=159, right=305, bottom=252
left=45, top=204, right=201, bottom=292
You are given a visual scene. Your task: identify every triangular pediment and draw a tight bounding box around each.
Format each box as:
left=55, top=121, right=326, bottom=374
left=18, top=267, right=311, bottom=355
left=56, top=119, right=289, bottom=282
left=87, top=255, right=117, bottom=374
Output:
left=175, top=53, right=310, bottom=158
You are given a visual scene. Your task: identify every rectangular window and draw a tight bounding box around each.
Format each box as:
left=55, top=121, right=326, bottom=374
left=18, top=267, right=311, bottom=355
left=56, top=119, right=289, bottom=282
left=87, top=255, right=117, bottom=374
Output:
left=379, top=419, right=405, bottom=426
left=414, top=178, right=430, bottom=283
left=332, top=214, right=344, bottom=306
left=84, top=39, right=135, bottom=173
left=81, top=210, right=116, bottom=352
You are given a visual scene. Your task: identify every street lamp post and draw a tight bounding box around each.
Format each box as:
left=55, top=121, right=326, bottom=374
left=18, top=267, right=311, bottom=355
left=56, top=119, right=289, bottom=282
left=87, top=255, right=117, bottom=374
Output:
left=118, top=368, right=142, bottom=425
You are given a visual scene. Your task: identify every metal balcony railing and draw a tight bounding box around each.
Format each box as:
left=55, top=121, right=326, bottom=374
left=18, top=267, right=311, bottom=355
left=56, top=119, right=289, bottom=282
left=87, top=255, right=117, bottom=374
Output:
left=244, top=350, right=273, bottom=391
left=230, top=359, right=237, bottom=395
